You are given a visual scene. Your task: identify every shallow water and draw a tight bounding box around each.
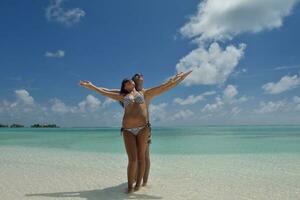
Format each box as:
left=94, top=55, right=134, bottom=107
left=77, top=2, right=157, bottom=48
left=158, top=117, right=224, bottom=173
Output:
left=1, top=125, right=300, bottom=154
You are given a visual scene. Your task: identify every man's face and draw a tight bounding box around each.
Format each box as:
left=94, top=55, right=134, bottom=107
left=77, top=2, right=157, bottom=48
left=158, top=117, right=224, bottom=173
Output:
left=133, top=73, right=144, bottom=86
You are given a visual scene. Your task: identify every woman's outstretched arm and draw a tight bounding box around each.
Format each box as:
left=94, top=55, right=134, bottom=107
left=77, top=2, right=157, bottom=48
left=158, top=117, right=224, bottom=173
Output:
left=144, top=70, right=192, bottom=100
left=79, top=80, right=124, bottom=101
left=102, top=88, right=120, bottom=93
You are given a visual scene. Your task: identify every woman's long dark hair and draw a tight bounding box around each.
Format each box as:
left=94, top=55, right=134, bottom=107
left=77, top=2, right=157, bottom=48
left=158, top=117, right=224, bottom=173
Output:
left=119, top=78, right=131, bottom=107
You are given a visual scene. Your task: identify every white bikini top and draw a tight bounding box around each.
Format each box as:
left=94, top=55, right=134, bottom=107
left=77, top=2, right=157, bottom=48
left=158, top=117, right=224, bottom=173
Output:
left=123, top=91, right=145, bottom=107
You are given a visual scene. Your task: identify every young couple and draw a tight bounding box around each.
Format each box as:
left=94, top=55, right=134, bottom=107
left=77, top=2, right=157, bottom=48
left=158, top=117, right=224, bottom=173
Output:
left=79, top=70, right=192, bottom=193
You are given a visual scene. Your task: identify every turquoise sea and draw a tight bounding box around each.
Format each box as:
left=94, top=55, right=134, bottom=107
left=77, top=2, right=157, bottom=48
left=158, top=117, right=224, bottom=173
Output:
left=1, top=125, right=300, bottom=154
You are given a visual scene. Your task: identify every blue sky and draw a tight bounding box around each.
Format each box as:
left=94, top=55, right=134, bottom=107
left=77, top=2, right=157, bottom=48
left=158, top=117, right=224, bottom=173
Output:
left=1, top=0, right=300, bottom=127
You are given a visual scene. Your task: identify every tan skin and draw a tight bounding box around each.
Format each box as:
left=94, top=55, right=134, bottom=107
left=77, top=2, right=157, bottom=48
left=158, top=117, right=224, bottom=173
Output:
left=79, top=70, right=192, bottom=193
left=108, top=72, right=188, bottom=186
left=132, top=74, right=151, bottom=186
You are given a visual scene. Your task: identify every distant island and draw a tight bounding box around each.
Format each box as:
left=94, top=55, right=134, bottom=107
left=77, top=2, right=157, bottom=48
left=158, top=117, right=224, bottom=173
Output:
left=0, top=123, right=59, bottom=128
left=31, top=124, right=59, bottom=128
left=0, top=123, right=25, bottom=128
left=10, top=123, right=25, bottom=128
left=0, top=124, right=9, bottom=128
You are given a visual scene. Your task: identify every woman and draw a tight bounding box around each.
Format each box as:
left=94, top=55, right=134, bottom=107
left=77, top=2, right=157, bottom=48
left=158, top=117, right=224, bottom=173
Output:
left=105, top=73, right=152, bottom=186
left=122, top=72, right=187, bottom=186
left=79, top=70, right=192, bottom=193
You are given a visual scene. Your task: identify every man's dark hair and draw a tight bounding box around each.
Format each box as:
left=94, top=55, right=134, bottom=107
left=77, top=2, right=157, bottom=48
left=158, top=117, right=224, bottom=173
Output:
left=131, top=73, right=143, bottom=81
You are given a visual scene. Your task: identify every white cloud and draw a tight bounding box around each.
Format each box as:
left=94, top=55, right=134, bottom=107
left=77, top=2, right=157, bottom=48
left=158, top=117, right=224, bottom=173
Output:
left=15, top=89, right=34, bottom=105
left=102, top=98, right=115, bottom=108
left=176, top=0, right=298, bottom=89
left=112, top=111, right=123, bottom=121
left=223, top=84, right=238, bottom=100
left=0, top=90, right=48, bottom=124
left=202, top=96, right=224, bottom=112
left=274, top=65, right=300, bottom=71
left=46, top=0, right=85, bottom=26
left=51, top=98, right=75, bottom=114
left=231, top=106, right=241, bottom=115
left=294, top=96, right=300, bottom=104
left=45, top=50, right=65, bottom=58
left=173, top=91, right=215, bottom=105
left=49, top=95, right=109, bottom=115
left=293, top=96, right=300, bottom=111
left=2, top=88, right=300, bottom=126
left=0, top=90, right=120, bottom=126
left=262, top=74, right=300, bottom=94
left=149, top=103, right=194, bottom=122
left=180, top=0, right=298, bottom=43
left=254, top=100, right=286, bottom=114
left=50, top=95, right=104, bottom=116
left=149, top=103, right=168, bottom=122
left=149, top=102, right=168, bottom=113
left=170, top=109, right=194, bottom=121
left=78, top=95, right=101, bottom=112
left=231, top=68, right=247, bottom=77
left=202, top=85, right=247, bottom=113
left=176, top=42, right=246, bottom=86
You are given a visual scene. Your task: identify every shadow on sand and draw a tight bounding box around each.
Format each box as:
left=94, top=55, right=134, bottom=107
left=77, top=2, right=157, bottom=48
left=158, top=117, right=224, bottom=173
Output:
left=25, top=182, right=162, bottom=200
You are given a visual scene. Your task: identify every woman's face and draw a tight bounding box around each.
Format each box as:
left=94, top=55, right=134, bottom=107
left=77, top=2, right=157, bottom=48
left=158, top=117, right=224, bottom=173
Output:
left=124, top=80, right=135, bottom=92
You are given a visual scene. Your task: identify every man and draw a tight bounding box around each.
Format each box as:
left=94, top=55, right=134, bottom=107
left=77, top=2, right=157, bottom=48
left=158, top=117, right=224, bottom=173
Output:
left=131, top=73, right=151, bottom=186
left=131, top=72, right=188, bottom=186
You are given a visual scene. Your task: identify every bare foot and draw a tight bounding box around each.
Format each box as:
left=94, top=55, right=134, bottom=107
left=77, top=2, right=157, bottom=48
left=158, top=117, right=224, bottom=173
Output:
left=126, top=187, right=134, bottom=194
left=134, top=185, right=140, bottom=191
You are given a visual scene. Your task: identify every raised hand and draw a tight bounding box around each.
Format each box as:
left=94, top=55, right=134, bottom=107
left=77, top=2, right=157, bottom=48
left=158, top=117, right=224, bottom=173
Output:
left=168, top=72, right=183, bottom=82
left=144, top=70, right=193, bottom=99
left=170, top=70, right=192, bottom=82
left=181, top=70, right=192, bottom=79
left=79, top=80, right=95, bottom=89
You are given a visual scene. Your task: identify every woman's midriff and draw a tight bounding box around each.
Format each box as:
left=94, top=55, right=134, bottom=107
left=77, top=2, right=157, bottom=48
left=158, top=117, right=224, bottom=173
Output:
left=122, top=103, right=148, bottom=128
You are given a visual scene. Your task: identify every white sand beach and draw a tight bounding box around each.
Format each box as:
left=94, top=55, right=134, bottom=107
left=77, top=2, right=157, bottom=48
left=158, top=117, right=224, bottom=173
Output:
left=1, top=146, right=300, bottom=200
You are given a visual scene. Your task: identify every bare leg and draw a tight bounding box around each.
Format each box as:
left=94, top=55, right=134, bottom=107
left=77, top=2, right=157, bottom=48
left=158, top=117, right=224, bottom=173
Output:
left=134, top=127, right=149, bottom=191
left=143, top=144, right=150, bottom=186
left=122, top=130, right=137, bottom=193
left=133, top=162, right=138, bottom=183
